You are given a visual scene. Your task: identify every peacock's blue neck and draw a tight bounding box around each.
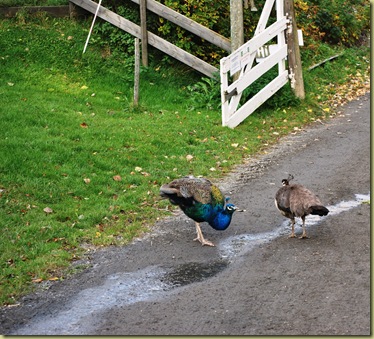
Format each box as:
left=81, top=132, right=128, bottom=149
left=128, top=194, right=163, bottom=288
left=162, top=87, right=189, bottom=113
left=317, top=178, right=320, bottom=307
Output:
left=208, top=210, right=233, bottom=230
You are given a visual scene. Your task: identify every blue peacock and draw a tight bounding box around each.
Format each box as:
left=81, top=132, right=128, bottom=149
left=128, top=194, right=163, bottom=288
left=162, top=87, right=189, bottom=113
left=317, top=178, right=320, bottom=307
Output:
left=160, top=175, right=243, bottom=247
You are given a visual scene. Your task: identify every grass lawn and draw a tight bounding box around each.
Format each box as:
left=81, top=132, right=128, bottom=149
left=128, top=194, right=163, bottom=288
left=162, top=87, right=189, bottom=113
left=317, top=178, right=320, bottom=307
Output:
left=0, top=13, right=370, bottom=305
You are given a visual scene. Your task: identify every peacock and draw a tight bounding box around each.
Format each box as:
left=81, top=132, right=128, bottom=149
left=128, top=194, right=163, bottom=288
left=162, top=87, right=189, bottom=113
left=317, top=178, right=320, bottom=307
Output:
left=275, top=174, right=329, bottom=239
left=160, top=175, right=243, bottom=247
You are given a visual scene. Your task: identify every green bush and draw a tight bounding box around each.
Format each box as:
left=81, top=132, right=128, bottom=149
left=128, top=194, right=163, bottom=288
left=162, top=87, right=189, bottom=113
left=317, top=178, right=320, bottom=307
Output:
left=2, top=0, right=369, bottom=51
left=295, top=0, right=370, bottom=47
left=87, top=0, right=369, bottom=65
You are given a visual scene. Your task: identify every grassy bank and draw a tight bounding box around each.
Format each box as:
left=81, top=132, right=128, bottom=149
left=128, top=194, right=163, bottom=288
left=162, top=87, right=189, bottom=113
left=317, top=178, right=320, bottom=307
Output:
left=0, top=14, right=370, bottom=305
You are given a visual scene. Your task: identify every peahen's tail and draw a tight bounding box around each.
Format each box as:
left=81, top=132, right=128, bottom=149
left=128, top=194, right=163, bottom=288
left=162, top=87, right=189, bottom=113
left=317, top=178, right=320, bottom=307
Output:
left=310, top=205, right=329, bottom=216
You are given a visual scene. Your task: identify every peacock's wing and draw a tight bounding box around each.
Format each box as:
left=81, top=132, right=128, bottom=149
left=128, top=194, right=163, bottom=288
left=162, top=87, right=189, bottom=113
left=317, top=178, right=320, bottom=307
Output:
left=180, top=177, right=225, bottom=207
left=160, top=176, right=212, bottom=203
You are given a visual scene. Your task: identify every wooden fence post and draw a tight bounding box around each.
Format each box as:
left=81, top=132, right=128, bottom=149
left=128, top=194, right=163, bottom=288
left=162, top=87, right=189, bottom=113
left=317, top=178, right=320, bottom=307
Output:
left=134, top=38, right=140, bottom=106
left=284, top=0, right=305, bottom=99
left=140, top=0, right=148, bottom=67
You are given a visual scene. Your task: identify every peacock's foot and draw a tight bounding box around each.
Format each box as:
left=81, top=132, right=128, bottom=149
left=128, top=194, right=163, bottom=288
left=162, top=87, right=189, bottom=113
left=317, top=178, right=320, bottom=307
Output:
left=288, top=233, right=297, bottom=238
left=299, top=234, right=310, bottom=239
left=193, top=237, right=215, bottom=247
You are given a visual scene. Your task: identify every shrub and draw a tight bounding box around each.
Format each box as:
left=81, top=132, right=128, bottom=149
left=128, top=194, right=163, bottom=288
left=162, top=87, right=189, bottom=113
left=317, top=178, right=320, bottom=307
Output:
left=295, top=0, right=370, bottom=47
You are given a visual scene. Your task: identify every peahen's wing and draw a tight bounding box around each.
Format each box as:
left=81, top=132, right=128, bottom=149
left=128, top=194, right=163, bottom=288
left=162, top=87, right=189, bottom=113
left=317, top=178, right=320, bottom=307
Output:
left=275, top=186, right=292, bottom=214
left=289, top=184, right=323, bottom=217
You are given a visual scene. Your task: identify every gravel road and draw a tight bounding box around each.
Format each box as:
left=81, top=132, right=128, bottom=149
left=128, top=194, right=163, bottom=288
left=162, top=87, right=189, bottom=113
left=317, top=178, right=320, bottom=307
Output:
left=0, top=93, right=370, bottom=335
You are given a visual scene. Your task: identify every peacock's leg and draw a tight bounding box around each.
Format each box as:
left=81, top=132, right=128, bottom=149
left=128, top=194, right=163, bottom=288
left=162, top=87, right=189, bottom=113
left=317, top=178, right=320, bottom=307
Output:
left=288, top=218, right=297, bottom=238
left=299, top=216, right=309, bottom=239
left=193, top=222, right=215, bottom=247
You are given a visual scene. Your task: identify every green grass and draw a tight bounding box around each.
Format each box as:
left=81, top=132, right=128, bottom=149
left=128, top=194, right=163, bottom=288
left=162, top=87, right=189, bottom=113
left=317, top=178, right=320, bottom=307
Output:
left=0, top=15, right=370, bottom=305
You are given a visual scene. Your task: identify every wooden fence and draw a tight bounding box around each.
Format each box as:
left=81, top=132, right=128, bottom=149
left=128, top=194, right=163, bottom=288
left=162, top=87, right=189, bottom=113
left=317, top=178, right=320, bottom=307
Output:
left=69, top=0, right=230, bottom=78
left=3, top=1, right=304, bottom=128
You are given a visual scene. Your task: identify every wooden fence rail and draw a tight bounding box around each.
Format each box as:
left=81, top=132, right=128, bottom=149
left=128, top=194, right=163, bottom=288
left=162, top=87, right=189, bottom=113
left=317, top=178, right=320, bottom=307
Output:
left=130, top=0, right=231, bottom=52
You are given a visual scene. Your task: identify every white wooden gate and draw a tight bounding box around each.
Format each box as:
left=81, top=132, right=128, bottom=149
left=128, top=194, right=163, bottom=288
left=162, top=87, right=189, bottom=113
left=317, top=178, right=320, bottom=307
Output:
left=220, top=0, right=290, bottom=128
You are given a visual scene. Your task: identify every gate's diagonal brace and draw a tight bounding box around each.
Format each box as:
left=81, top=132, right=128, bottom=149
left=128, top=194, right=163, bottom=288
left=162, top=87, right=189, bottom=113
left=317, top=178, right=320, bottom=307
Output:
left=224, top=88, right=238, bottom=101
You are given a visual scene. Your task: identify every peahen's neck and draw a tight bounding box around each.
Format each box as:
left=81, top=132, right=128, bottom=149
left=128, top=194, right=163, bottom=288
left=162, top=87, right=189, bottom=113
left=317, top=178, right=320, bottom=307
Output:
left=208, top=210, right=233, bottom=231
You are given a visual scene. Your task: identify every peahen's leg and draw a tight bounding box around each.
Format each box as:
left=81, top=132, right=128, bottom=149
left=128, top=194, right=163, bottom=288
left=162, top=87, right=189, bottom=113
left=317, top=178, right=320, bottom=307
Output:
left=288, top=218, right=296, bottom=238
left=193, top=222, right=215, bottom=247
left=299, top=216, right=309, bottom=239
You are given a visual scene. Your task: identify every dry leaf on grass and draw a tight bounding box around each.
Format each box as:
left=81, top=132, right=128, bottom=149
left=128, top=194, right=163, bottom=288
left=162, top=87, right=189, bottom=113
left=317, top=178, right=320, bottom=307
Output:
left=43, top=207, right=53, bottom=214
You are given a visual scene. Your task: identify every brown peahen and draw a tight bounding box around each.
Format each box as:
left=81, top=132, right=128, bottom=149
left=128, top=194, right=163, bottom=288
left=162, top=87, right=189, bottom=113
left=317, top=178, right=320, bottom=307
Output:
left=275, top=175, right=329, bottom=239
left=160, top=175, right=243, bottom=247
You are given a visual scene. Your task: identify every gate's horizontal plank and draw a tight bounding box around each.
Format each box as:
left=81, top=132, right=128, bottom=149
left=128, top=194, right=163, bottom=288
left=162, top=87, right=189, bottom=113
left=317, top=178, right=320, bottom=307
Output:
left=226, top=44, right=287, bottom=96
left=220, top=17, right=288, bottom=73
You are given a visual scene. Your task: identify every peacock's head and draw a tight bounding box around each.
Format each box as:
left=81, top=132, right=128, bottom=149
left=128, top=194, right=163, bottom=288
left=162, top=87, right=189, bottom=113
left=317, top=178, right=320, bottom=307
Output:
left=225, top=203, right=245, bottom=214
left=211, top=202, right=245, bottom=230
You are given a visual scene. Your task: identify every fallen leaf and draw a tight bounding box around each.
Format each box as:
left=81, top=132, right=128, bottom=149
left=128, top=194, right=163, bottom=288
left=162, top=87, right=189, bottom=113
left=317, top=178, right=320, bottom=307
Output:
left=81, top=85, right=88, bottom=90
left=32, top=278, right=43, bottom=283
left=80, top=122, right=88, bottom=128
left=186, top=154, right=194, bottom=161
left=6, top=303, right=20, bottom=308
left=83, top=178, right=91, bottom=184
left=113, top=175, right=122, bottom=181
left=43, top=207, right=53, bottom=214
left=134, top=166, right=142, bottom=172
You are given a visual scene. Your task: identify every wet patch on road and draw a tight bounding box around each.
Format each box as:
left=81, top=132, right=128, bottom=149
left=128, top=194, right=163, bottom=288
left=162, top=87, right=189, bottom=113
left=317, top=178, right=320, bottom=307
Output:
left=162, top=260, right=229, bottom=287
